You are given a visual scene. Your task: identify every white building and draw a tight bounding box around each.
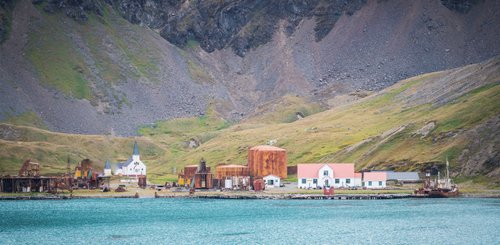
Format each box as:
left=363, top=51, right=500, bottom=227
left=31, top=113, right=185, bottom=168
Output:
left=263, top=175, right=280, bottom=188
left=297, top=163, right=357, bottom=189
left=353, top=173, right=362, bottom=187
left=362, top=172, right=387, bottom=189
left=114, top=142, right=147, bottom=176
left=103, top=160, right=112, bottom=176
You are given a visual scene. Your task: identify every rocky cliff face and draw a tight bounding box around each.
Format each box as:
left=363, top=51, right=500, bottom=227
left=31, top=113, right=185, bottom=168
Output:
left=0, top=0, right=499, bottom=135
left=0, top=0, right=14, bottom=43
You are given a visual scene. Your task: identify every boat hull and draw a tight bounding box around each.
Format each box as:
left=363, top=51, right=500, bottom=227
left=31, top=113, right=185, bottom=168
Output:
left=428, top=189, right=459, bottom=198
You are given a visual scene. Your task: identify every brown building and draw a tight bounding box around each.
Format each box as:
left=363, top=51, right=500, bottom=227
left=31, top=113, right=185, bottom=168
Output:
left=215, top=164, right=250, bottom=190
left=215, top=164, right=249, bottom=179
left=178, top=160, right=213, bottom=189
left=248, top=145, right=287, bottom=179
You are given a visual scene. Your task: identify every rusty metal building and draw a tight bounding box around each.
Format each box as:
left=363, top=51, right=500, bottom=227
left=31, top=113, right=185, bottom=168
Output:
left=215, top=164, right=250, bottom=189
left=215, top=164, right=249, bottom=179
left=178, top=160, right=213, bottom=189
left=178, top=165, right=198, bottom=186
left=248, top=145, right=287, bottom=179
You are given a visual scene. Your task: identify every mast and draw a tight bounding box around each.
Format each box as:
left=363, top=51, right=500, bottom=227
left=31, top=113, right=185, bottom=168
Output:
left=445, top=156, right=450, bottom=189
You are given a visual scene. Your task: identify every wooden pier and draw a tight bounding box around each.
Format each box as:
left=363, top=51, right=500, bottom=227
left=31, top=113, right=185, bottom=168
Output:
left=155, top=193, right=417, bottom=200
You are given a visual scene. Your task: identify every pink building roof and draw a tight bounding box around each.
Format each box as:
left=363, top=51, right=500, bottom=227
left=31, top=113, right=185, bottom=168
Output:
left=354, top=173, right=362, bottom=178
left=297, top=163, right=355, bottom=178
left=363, top=172, right=387, bottom=181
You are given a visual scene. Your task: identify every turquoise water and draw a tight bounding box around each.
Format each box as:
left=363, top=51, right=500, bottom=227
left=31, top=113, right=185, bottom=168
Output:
left=0, top=198, right=499, bottom=244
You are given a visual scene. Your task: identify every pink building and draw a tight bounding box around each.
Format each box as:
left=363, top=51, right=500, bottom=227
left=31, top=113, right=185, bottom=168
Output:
left=362, top=172, right=387, bottom=188
left=297, top=163, right=360, bottom=188
left=297, top=163, right=388, bottom=189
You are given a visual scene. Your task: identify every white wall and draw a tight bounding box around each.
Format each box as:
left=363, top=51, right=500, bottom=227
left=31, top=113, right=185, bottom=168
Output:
left=363, top=180, right=386, bottom=189
left=104, top=169, right=112, bottom=176
left=123, top=161, right=147, bottom=176
left=298, top=178, right=359, bottom=188
left=353, top=178, right=362, bottom=187
left=264, top=176, right=280, bottom=188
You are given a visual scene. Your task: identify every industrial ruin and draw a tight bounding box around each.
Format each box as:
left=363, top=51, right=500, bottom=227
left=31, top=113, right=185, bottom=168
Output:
left=0, top=158, right=111, bottom=194
left=177, top=145, right=288, bottom=191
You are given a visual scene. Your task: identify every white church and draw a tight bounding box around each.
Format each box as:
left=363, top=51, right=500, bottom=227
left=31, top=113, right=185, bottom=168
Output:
left=107, top=141, right=147, bottom=176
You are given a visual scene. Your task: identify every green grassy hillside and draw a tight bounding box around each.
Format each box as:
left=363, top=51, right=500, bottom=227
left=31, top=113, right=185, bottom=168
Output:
left=26, top=3, right=164, bottom=103
left=0, top=57, right=498, bottom=186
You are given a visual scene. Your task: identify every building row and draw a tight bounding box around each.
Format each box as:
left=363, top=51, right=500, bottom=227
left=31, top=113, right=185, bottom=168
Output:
left=178, top=145, right=287, bottom=190
left=297, top=164, right=388, bottom=189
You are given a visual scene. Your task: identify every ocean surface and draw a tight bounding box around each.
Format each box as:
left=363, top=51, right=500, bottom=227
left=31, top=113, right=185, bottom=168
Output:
left=0, top=198, right=499, bottom=244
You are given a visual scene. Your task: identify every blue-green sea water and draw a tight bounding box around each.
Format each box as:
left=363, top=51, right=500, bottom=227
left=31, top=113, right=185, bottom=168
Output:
left=0, top=198, right=499, bottom=244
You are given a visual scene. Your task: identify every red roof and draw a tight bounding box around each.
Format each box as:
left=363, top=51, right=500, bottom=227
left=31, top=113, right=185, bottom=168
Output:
left=363, top=172, right=387, bottom=181
left=354, top=173, right=362, bottom=178
left=297, top=163, right=355, bottom=178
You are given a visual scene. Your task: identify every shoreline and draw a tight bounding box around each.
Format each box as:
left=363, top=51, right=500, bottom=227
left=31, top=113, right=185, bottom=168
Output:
left=1, top=192, right=499, bottom=200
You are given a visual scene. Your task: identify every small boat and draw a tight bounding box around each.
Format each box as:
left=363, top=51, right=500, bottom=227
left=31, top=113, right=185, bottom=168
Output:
left=415, top=158, right=459, bottom=198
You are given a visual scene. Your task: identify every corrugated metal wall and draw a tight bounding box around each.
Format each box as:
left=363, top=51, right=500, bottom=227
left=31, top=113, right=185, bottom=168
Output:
left=248, top=146, right=287, bottom=179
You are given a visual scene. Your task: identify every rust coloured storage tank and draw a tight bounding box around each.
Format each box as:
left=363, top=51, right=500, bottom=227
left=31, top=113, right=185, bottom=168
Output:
left=248, top=145, right=287, bottom=179
left=215, top=164, right=249, bottom=179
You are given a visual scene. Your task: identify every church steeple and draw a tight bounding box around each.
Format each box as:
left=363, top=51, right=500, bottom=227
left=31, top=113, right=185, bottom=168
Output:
left=133, top=141, right=140, bottom=156
left=104, top=160, right=111, bottom=170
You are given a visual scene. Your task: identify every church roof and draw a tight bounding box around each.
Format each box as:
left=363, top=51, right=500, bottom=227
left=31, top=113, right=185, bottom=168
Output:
left=133, top=141, right=140, bottom=155
left=123, top=157, right=134, bottom=167
left=104, top=160, right=111, bottom=169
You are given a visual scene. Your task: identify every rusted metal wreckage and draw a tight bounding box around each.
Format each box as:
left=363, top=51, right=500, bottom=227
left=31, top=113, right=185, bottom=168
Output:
left=0, top=158, right=108, bottom=193
left=0, top=159, right=66, bottom=193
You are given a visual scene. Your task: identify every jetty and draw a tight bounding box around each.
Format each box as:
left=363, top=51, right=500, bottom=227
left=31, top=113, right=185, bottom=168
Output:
left=154, top=193, right=417, bottom=200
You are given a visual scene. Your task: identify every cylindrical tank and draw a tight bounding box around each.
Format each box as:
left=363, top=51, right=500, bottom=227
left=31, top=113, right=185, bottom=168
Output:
left=215, top=164, right=249, bottom=179
left=248, top=145, right=287, bottom=179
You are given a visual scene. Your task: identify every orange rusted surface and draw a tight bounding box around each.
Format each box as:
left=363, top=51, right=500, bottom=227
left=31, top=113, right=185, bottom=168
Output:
left=215, top=164, right=249, bottom=179
left=194, top=172, right=213, bottom=189
left=183, top=165, right=199, bottom=180
left=248, top=145, right=287, bottom=179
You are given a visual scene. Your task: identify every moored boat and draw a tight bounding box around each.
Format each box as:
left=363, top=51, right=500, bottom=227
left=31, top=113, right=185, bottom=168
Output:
left=415, top=158, right=459, bottom=198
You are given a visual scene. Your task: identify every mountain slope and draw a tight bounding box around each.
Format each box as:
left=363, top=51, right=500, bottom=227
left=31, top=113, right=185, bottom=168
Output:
left=170, top=56, right=500, bottom=178
left=0, top=0, right=499, bottom=135
left=0, top=57, right=498, bottom=183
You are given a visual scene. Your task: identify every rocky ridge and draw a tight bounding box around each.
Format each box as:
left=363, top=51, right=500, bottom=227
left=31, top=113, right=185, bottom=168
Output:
left=0, top=0, right=498, bottom=135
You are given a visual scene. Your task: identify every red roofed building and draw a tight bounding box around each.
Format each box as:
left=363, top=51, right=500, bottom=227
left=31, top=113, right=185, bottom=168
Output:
left=362, top=172, right=387, bottom=188
left=297, top=163, right=360, bottom=189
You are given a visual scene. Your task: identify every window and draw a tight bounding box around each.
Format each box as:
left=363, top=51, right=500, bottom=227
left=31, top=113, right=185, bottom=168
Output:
left=368, top=181, right=372, bottom=186
left=313, top=179, right=318, bottom=184
left=346, top=179, right=351, bottom=184
left=325, top=179, right=329, bottom=187
left=323, top=170, right=329, bottom=176
left=335, top=179, right=340, bottom=184
left=379, top=181, right=382, bottom=186
left=301, top=179, right=306, bottom=184
left=362, top=182, right=365, bottom=187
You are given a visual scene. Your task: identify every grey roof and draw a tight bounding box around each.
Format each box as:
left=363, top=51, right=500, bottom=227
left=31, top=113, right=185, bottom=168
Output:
left=133, top=141, right=140, bottom=155
left=123, top=157, right=134, bottom=167
left=385, top=171, right=420, bottom=181
left=104, top=160, right=111, bottom=170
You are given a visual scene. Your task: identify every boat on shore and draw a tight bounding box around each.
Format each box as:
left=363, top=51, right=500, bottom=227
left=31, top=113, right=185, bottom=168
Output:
left=415, top=158, right=459, bottom=198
